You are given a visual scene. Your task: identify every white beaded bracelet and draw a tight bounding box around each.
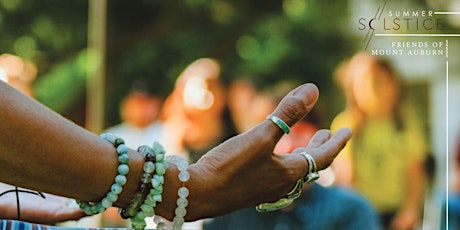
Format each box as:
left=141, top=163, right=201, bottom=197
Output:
left=155, top=155, right=190, bottom=230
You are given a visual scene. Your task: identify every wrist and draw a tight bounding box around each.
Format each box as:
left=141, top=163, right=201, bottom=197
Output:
left=150, top=162, right=182, bottom=220
left=113, top=149, right=144, bottom=208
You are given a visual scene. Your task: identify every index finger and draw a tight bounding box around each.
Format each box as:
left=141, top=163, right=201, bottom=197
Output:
left=308, top=127, right=352, bottom=170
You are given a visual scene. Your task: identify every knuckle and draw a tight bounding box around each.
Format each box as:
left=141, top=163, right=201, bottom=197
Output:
left=280, top=99, right=305, bottom=124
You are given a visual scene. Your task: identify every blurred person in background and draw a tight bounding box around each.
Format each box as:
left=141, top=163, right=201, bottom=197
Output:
left=104, top=79, right=165, bottom=149
left=153, top=57, right=237, bottom=229
left=227, top=79, right=296, bottom=134
left=331, top=52, right=428, bottom=230
left=160, top=57, right=237, bottom=164
left=0, top=54, right=36, bottom=97
left=0, top=54, right=85, bottom=224
left=204, top=88, right=382, bottom=229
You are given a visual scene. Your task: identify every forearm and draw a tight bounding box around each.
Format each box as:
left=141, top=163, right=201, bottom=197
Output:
left=0, top=82, right=181, bottom=216
left=404, top=159, right=426, bottom=212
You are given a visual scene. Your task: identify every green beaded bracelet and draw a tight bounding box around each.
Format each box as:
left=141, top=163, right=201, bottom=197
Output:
left=76, top=133, right=130, bottom=215
left=130, top=142, right=168, bottom=230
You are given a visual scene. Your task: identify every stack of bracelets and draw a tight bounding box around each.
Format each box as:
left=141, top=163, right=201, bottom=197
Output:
left=76, top=133, right=189, bottom=230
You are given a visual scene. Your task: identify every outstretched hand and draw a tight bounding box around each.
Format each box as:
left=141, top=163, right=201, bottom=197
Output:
left=187, top=83, right=352, bottom=220
left=0, top=183, right=86, bottom=225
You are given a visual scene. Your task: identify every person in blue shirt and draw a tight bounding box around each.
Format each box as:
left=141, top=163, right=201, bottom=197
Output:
left=203, top=182, right=382, bottom=230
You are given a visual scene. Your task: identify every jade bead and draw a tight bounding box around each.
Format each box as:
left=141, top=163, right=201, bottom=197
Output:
left=118, top=164, right=129, bottom=175
left=118, top=153, right=129, bottom=164
left=101, top=197, right=112, bottom=208
left=143, top=161, right=155, bottom=173
left=140, top=204, right=154, bottom=215
left=116, top=144, right=128, bottom=155
left=152, top=142, right=165, bottom=154
left=155, top=162, right=166, bottom=174
left=153, top=174, right=164, bottom=183
left=115, top=175, right=127, bottom=185
left=111, top=183, right=123, bottom=195
left=106, top=192, right=118, bottom=202
left=153, top=194, right=162, bottom=202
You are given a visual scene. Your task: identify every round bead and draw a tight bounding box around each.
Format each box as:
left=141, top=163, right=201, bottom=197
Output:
left=145, top=152, right=156, bottom=162
left=178, top=187, right=189, bottom=198
left=179, top=170, right=190, bottom=182
left=106, top=192, right=118, bottom=202
left=115, top=175, right=127, bottom=185
left=96, top=203, right=105, bottom=213
left=114, top=138, right=125, bottom=147
left=118, top=164, right=129, bottom=175
left=143, top=161, right=155, bottom=173
left=175, top=206, right=187, bottom=217
left=177, top=160, right=188, bottom=171
left=173, top=216, right=185, bottom=226
left=111, top=183, right=123, bottom=195
left=138, top=145, right=153, bottom=157
left=118, top=153, right=130, bottom=164
left=177, top=197, right=188, bottom=208
left=101, top=197, right=112, bottom=208
left=116, top=144, right=128, bottom=155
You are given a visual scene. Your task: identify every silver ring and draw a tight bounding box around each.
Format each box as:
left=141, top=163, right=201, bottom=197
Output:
left=266, top=115, right=291, bottom=134
left=299, top=152, right=320, bottom=183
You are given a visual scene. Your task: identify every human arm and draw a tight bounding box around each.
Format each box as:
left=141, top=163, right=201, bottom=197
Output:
left=0, top=183, right=85, bottom=224
left=391, top=108, right=427, bottom=230
left=390, top=159, right=426, bottom=230
left=0, top=81, right=351, bottom=221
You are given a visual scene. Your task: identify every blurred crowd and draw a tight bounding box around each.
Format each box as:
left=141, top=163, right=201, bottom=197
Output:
left=0, top=52, right=458, bottom=230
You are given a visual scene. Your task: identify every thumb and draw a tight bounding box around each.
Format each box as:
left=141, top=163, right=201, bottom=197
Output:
left=267, top=83, right=319, bottom=138
left=203, top=83, right=319, bottom=160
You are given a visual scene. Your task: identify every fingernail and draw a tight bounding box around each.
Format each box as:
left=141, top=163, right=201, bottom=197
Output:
left=338, top=127, right=353, bottom=137
left=299, top=83, right=319, bottom=107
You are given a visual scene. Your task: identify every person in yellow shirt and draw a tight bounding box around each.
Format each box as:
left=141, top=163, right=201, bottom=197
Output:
left=331, top=52, right=428, bottom=230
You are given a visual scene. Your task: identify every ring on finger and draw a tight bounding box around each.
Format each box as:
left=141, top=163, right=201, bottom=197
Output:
left=266, top=114, right=290, bottom=134
left=299, top=152, right=320, bottom=183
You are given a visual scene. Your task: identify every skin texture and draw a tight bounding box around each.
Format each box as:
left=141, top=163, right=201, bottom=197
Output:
left=0, top=81, right=351, bottom=223
left=0, top=183, right=85, bottom=224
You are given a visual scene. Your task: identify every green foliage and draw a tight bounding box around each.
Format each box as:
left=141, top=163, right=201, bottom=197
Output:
left=2, top=0, right=358, bottom=127
left=33, top=50, right=87, bottom=113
